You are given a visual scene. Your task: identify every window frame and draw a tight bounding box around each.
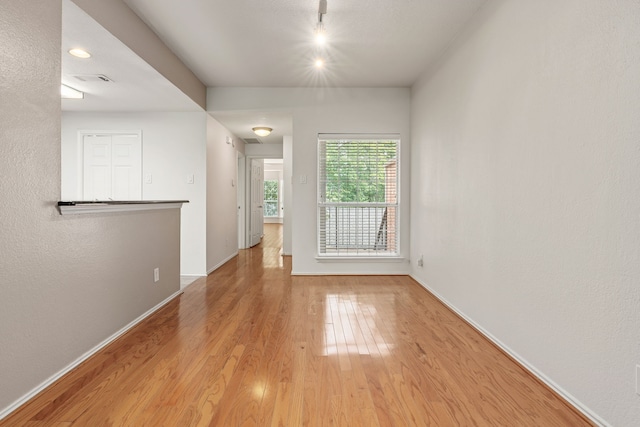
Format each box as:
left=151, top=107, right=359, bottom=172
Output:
left=316, top=133, right=401, bottom=258
left=263, top=179, right=280, bottom=218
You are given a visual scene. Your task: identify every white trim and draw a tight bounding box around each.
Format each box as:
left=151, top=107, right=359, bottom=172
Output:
left=318, top=133, right=401, bottom=141
left=77, top=130, right=143, bottom=200
left=409, top=274, right=608, bottom=427
left=291, top=271, right=407, bottom=276
left=207, top=251, right=238, bottom=275
left=59, top=202, right=185, bottom=215
left=317, top=135, right=401, bottom=257
left=180, top=274, right=206, bottom=277
left=315, top=256, right=406, bottom=263
left=0, top=289, right=183, bottom=422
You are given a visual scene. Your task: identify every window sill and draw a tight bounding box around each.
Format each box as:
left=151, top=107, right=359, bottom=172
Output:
left=315, top=256, right=406, bottom=263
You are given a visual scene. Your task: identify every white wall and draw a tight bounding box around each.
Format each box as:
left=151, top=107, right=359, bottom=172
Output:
left=282, top=135, right=293, bottom=255
left=61, top=112, right=207, bottom=276
left=206, top=114, right=242, bottom=273
left=245, top=142, right=283, bottom=158
left=0, top=1, right=181, bottom=417
left=208, top=88, right=411, bottom=275
left=410, top=1, right=640, bottom=425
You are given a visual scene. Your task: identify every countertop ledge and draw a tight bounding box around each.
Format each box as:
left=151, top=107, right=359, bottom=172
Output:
left=57, top=200, right=189, bottom=215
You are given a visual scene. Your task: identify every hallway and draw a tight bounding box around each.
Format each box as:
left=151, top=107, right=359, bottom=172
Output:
left=2, top=224, right=591, bottom=426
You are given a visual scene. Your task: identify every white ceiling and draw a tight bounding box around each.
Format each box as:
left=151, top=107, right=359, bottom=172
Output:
left=123, top=0, right=487, bottom=87
left=62, top=0, right=487, bottom=143
left=212, top=110, right=293, bottom=145
left=61, top=0, right=200, bottom=112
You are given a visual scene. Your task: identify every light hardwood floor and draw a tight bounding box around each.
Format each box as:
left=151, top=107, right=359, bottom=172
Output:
left=2, top=224, right=592, bottom=426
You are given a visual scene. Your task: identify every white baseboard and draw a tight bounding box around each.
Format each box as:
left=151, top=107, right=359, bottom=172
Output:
left=180, top=273, right=206, bottom=277
left=291, top=271, right=407, bottom=276
left=409, top=274, right=608, bottom=427
left=207, top=252, right=238, bottom=275
left=0, top=289, right=183, bottom=421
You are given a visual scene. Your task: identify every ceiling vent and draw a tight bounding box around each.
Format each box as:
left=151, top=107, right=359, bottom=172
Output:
left=71, top=74, right=114, bottom=83
left=243, top=138, right=262, bottom=144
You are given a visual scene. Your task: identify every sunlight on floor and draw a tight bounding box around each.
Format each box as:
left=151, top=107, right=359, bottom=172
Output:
left=322, top=293, right=395, bottom=357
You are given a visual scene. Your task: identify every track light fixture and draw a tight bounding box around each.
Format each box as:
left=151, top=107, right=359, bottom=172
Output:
left=313, top=0, right=328, bottom=67
left=316, top=0, right=328, bottom=45
left=318, top=0, right=327, bottom=21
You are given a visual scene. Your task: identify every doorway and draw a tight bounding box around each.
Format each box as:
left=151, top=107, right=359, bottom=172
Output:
left=249, top=158, right=264, bottom=247
left=239, top=156, right=284, bottom=249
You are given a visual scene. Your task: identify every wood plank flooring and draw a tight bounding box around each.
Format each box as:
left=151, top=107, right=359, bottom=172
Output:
left=1, top=224, right=592, bottom=426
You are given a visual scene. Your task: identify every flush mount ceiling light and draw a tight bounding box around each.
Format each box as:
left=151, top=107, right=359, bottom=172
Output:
left=314, top=58, right=325, bottom=68
left=68, top=48, right=91, bottom=59
left=252, top=127, right=272, bottom=137
left=60, top=84, right=84, bottom=99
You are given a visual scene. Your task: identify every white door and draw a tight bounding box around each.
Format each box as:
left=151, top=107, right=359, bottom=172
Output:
left=249, top=159, right=264, bottom=247
left=111, top=134, right=142, bottom=199
left=83, top=135, right=112, bottom=200
left=83, top=133, right=142, bottom=200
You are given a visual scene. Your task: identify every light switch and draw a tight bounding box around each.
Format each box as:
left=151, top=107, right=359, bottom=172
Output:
left=187, top=174, right=194, bottom=184
left=144, top=174, right=152, bottom=184
left=299, top=175, right=307, bottom=184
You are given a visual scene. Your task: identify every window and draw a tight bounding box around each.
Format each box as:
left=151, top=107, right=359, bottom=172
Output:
left=264, top=180, right=279, bottom=217
left=318, top=134, right=399, bottom=257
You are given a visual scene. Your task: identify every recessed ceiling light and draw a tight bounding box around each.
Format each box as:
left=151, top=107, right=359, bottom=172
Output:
left=252, top=127, right=273, bottom=137
left=61, top=84, right=84, bottom=99
left=68, top=48, right=91, bottom=59
left=314, top=58, right=325, bottom=68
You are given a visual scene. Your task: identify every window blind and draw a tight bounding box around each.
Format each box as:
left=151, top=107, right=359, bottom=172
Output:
left=318, top=135, right=399, bottom=256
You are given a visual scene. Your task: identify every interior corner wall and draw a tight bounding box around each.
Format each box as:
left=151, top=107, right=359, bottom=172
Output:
left=207, top=88, right=411, bottom=275
left=206, top=115, right=240, bottom=273
left=282, top=135, right=293, bottom=255
left=0, top=1, right=181, bottom=417
left=410, top=1, right=640, bottom=425
left=61, top=112, right=208, bottom=276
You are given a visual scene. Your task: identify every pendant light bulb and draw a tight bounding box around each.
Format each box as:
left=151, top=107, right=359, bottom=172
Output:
left=315, top=22, right=326, bottom=45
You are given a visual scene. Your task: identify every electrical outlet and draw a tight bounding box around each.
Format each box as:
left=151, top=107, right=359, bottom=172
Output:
left=417, top=254, right=424, bottom=267
left=636, top=365, right=640, bottom=395
left=153, top=268, right=160, bottom=283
